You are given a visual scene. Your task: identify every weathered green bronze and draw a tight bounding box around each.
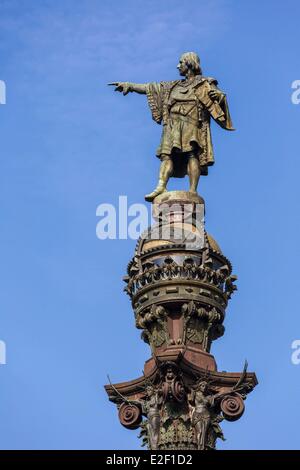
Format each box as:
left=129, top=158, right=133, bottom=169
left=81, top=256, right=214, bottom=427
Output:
left=109, top=52, right=234, bottom=201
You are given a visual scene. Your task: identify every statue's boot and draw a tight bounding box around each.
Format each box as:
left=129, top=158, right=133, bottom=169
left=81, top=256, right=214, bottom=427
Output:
left=145, top=158, right=173, bottom=202
left=144, top=180, right=166, bottom=202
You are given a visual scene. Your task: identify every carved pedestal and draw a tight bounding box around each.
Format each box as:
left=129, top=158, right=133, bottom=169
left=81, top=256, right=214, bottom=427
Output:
left=105, top=191, right=257, bottom=450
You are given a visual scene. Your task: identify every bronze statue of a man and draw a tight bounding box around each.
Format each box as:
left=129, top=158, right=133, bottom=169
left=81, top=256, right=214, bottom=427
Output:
left=109, top=52, right=234, bottom=201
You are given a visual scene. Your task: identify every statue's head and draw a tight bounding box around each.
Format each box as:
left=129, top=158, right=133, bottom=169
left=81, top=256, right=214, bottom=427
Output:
left=166, top=367, right=175, bottom=379
left=177, top=52, right=202, bottom=77
left=146, top=385, right=154, bottom=396
left=161, top=361, right=177, bottom=380
left=197, top=380, right=208, bottom=393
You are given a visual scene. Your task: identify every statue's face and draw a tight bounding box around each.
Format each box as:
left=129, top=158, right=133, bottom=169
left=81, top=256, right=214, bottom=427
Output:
left=146, top=386, right=153, bottom=395
left=199, top=382, right=207, bottom=393
left=166, top=367, right=174, bottom=378
left=177, top=56, right=188, bottom=76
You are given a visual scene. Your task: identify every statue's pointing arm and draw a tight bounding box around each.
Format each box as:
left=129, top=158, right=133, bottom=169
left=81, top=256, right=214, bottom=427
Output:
left=109, top=81, right=164, bottom=125
left=108, top=82, right=147, bottom=95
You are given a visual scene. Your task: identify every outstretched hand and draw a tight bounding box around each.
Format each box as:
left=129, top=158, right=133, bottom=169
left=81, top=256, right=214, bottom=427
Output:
left=108, top=82, right=130, bottom=95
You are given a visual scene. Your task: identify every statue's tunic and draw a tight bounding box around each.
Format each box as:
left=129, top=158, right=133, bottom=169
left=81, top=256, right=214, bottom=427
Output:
left=146, top=76, right=233, bottom=177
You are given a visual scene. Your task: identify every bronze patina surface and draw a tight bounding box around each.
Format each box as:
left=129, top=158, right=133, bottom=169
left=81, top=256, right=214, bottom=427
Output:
left=109, top=52, right=234, bottom=201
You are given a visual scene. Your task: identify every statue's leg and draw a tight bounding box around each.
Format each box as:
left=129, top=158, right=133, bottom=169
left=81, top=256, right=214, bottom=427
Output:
left=195, top=421, right=203, bottom=450
left=144, top=154, right=173, bottom=202
left=187, top=155, right=201, bottom=194
left=147, top=422, right=153, bottom=449
left=152, top=416, right=160, bottom=450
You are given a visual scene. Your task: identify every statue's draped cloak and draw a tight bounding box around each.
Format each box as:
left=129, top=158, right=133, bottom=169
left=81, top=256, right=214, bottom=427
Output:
left=145, top=76, right=233, bottom=177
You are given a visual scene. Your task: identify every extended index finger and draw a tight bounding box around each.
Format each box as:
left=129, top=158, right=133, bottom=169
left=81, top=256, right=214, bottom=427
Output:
left=108, top=82, right=119, bottom=86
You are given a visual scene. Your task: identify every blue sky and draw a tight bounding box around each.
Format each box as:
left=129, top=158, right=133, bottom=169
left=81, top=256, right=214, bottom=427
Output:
left=0, top=0, right=300, bottom=449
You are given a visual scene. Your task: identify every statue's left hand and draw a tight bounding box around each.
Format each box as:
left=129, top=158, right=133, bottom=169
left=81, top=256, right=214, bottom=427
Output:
left=208, top=89, right=224, bottom=102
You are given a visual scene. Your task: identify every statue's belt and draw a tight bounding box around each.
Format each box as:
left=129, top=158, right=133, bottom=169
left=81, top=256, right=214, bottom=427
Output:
left=168, top=113, right=199, bottom=124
